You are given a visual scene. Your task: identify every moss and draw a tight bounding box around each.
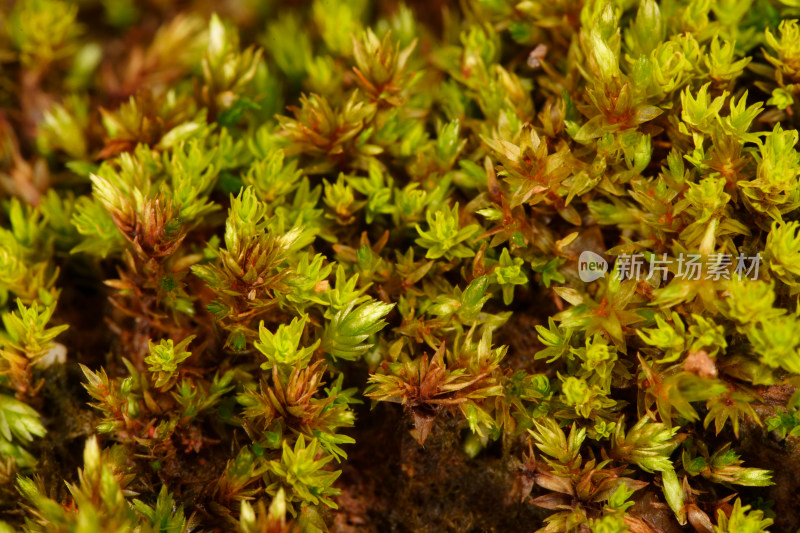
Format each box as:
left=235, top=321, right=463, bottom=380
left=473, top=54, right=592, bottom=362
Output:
left=1, top=0, right=799, bottom=531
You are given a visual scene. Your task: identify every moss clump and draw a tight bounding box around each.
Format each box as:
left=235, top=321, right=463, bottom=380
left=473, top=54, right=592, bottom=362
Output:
left=1, top=0, right=800, bottom=531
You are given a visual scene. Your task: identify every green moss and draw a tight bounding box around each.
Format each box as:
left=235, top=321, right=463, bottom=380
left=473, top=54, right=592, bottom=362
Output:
left=2, top=0, right=800, bottom=531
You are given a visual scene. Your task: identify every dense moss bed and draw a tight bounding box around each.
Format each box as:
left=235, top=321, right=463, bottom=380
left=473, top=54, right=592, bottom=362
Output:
left=1, top=0, right=800, bottom=531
